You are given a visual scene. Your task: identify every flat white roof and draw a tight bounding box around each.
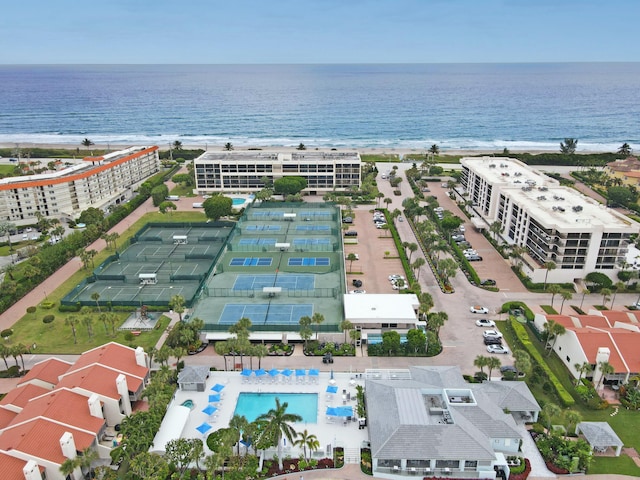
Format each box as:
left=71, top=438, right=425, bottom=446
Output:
left=149, top=405, right=190, bottom=454
left=343, top=294, right=419, bottom=321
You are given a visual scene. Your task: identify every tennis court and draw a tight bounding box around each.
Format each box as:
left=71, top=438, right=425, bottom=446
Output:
left=230, top=257, right=274, bottom=267
left=244, top=225, right=282, bottom=231
left=238, top=238, right=277, bottom=246
left=232, top=274, right=315, bottom=291
left=295, top=225, right=330, bottom=232
left=292, top=238, right=331, bottom=247
left=219, top=303, right=313, bottom=325
left=287, top=257, right=330, bottom=267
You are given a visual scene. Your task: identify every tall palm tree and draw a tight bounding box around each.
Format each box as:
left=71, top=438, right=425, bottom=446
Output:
left=473, top=355, right=489, bottom=380
left=427, top=311, right=448, bottom=335
left=564, top=410, right=582, bottom=437
left=224, top=142, right=234, bottom=151
left=486, top=356, right=502, bottom=380
left=560, top=138, right=578, bottom=154
left=596, top=361, right=615, bottom=390
left=311, top=312, right=325, bottom=340
left=548, top=284, right=562, bottom=308
left=573, top=361, right=592, bottom=386
left=340, top=320, right=353, bottom=343
left=256, top=398, right=302, bottom=471
left=346, top=253, right=358, bottom=273
left=559, top=291, right=573, bottom=314
left=542, top=402, right=561, bottom=432
left=81, top=138, right=95, bottom=155
left=543, top=261, right=556, bottom=290
left=600, top=288, right=612, bottom=308
left=229, top=414, right=249, bottom=455
left=294, top=429, right=319, bottom=461
left=543, top=319, right=566, bottom=356
left=618, top=143, right=632, bottom=156
left=172, top=140, right=183, bottom=151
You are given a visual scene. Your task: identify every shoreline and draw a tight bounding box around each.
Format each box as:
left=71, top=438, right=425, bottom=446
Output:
left=0, top=142, right=608, bottom=157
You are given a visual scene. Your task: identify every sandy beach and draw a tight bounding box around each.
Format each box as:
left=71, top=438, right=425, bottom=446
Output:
left=0, top=141, right=568, bottom=158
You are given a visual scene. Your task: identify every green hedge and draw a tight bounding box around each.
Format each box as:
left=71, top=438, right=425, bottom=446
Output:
left=510, top=318, right=574, bottom=406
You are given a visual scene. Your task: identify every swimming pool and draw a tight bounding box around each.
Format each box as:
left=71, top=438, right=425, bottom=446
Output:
left=181, top=399, right=195, bottom=409
left=231, top=198, right=247, bottom=206
left=234, top=393, right=317, bottom=423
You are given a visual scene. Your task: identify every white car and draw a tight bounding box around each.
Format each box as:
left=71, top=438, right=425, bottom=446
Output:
left=349, top=289, right=367, bottom=294
left=483, top=329, right=503, bottom=339
left=463, top=249, right=477, bottom=255
left=475, top=319, right=496, bottom=327
left=392, top=282, right=408, bottom=290
left=376, top=223, right=387, bottom=229
left=389, top=274, right=405, bottom=281
left=487, top=345, right=510, bottom=354
left=459, top=225, right=466, bottom=232
left=470, top=306, right=489, bottom=314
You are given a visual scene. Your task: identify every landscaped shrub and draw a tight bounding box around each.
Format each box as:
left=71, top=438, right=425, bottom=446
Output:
left=42, top=315, right=55, bottom=327
left=40, top=301, right=55, bottom=309
left=510, top=319, right=575, bottom=406
left=509, top=458, right=531, bottom=480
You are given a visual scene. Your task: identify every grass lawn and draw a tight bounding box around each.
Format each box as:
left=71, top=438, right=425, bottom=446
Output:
left=588, top=453, right=638, bottom=475
left=0, top=164, right=17, bottom=175
left=8, top=311, right=170, bottom=354
left=360, top=154, right=400, bottom=163
left=169, top=184, right=196, bottom=197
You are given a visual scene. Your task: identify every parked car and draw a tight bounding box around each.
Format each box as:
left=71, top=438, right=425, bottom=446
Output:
left=452, top=235, right=466, bottom=242
left=345, top=231, right=358, bottom=237
left=483, top=329, right=503, bottom=339
left=500, top=365, right=517, bottom=373
left=352, top=279, right=363, bottom=287
left=487, top=345, right=510, bottom=354
left=376, top=223, right=387, bottom=229
left=466, top=255, right=483, bottom=261
left=349, top=289, right=367, bottom=294
left=480, top=279, right=496, bottom=286
left=389, top=274, right=405, bottom=281
left=342, top=216, right=353, bottom=223
left=463, top=249, right=477, bottom=255
left=398, top=216, right=404, bottom=222
left=459, top=225, right=466, bottom=232
left=470, top=306, right=489, bottom=314
left=475, top=319, right=496, bottom=327
left=484, top=337, right=503, bottom=345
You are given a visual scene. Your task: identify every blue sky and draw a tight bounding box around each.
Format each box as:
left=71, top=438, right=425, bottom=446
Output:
left=1, top=0, right=638, bottom=63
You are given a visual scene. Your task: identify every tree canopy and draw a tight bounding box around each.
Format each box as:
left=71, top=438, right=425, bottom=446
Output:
left=274, top=176, right=307, bottom=195
left=203, top=195, right=233, bottom=220
left=77, top=207, right=105, bottom=226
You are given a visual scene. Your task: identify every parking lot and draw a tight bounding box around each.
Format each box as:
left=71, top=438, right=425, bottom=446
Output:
left=343, top=206, right=405, bottom=295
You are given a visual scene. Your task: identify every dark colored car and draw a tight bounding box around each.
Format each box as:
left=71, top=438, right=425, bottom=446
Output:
left=352, top=279, right=363, bottom=287
left=484, top=337, right=503, bottom=345
left=481, top=279, right=496, bottom=286
left=345, top=231, right=358, bottom=237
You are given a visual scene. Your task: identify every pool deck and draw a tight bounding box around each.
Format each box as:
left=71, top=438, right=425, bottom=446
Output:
left=171, top=370, right=369, bottom=462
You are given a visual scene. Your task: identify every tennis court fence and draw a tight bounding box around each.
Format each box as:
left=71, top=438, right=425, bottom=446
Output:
left=203, top=287, right=339, bottom=298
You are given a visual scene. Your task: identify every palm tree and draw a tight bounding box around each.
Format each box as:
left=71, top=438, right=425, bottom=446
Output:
left=340, top=320, right=353, bottom=343
left=411, top=257, right=426, bottom=280
left=618, top=143, right=632, bottom=156
left=429, top=144, right=440, bottom=156
left=559, top=291, right=572, bottom=314
left=311, top=312, right=325, bottom=340
left=574, top=361, right=592, bottom=386
left=81, top=138, right=95, bottom=155
left=228, top=414, right=249, bottom=455
left=513, top=350, right=531, bottom=377
left=256, top=398, right=302, bottom=471
left=542, top=402, right=562, bottom=432
left=298, top=316, right=313, bottom=350
left=548, top=284, right=562, bottom=308
left=543, top=261, right=556, bottom=290
left=596, top=361, right=615, bottom=390
left=172, top=140, right=183, bottom=151
left=600, top=288, right=612, bottom=308
left=65, top=316, right=79, bottom=344
left=474, top=355, right=489, bottom=380
left=610, top=281, right=625, bottom=309
left=564, top=410, right=582, bottom=437
left=486, top=356, right=502, bottom=380
left=297, top=143, right=306, bottom=150
left=489, top=221, right=503, bottom=241
left=407, top=243, right=418, bottom=263
left=294, top=429, right=319, bottom=461
left=169, top=294, right=186, bottom=321
left=543, top=319, right=566, bottom=356
left=346, top=253, right=358, bottom=273
left=224, top=142, right=234, bottom=151
left=91, top=292, right=101, bottom=312
left=59, top=457, right=79, bottom=479
left=427, top=311, right=448, bottom=335
left=560, top=138, right=578, bottom=154
left=77, top=447, right=99, bottom=479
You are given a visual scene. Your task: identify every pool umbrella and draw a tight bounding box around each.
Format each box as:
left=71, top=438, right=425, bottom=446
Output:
left=281, top=368, right=293, bottom=377
left=308, top=368, right=319, bottom=376
left=241, top=368, right=252, bottom=377
left=254, top=368, right=266, bottom=377
left=326, top=385, right=338, bottom=394
left=268, top=368, right=280, bottom=377
left=211, top=383, right=225, bottom=392
left=330, top=369, right=334, bottom=380
left=325, top=406, right=338, bottom=416
left=202, top=405, right=218, bottom=416
left=208, top=393, right=221, bottom=403
left=295, top=369, right=306, bottom=377
left=196, top=423, right=212, bottom=435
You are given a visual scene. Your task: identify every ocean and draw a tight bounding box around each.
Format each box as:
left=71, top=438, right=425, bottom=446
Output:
left=0, top=63, right=639, bottom=152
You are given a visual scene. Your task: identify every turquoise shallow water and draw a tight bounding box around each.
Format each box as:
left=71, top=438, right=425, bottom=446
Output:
left=234, top=392, right=318, bottom=423
left=231, top=198, right=246, bottom=206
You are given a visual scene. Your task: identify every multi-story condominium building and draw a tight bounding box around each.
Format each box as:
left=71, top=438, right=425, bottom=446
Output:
left=460, top=157, right=639, bottom=283
left=194, top=151, right=361, bottom=195
left=0, top=146, right=159, bottom=226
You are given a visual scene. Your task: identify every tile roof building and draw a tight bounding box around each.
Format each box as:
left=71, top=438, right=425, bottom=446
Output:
left=460, top=157, right=639, bottom=283
left=534, top=310, right=640, bottom=386
left=365, top=366, right=539, bottom=478
left=0, top=342, right=149, bottom=480
left=0, top=146, right=160, bottom=226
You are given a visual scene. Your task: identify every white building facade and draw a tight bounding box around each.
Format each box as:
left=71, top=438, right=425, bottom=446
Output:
left=460, top=157, right=639, bottom=283
left=0, top=146, right=160, bottom=226
left=194, top=151, right=361, bottom=195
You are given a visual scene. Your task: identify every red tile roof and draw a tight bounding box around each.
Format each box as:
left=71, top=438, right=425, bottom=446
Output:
left=600, top=311, right=635, bottom=324
left=610, top=331, right=640, bottom=374
left=0, top=452, right=29, bottom=479
left=57, top=364, right=142, bottom=399
left=0, top=407, right=18, bottom=429
left=575, top=315, right=611, bottom=329
left=545, top=315, right=576, bottom=328
left=0, top=384, right=49, bottom=410
left=574, top=329, right=627, bottom=371
left=68, top=342, right=148, bottom=380
left=18, top=358, right=72, bottom=387
left=0, top=418, right=95, bottom=465
left=9, top=388, right=105, bottom=434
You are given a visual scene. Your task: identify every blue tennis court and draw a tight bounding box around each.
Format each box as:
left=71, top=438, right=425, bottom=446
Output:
left=251, top=211, right=282, bottom=218
left=220, top=304, right=313, bottom=325
left=238, top=238, right=277, bottom=246
left=245, top=225, right=282, bottom=231
left=300, top=211, right=331, bottom=218
left=295, top=225, right=330, bottom=231
left=233, top=274, right=315, bottom=291
left=292, top=238, right=331, bottom=246
left=288, top=257, right=330, bottom=266
left=230, top=257, right=273, bottom=267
